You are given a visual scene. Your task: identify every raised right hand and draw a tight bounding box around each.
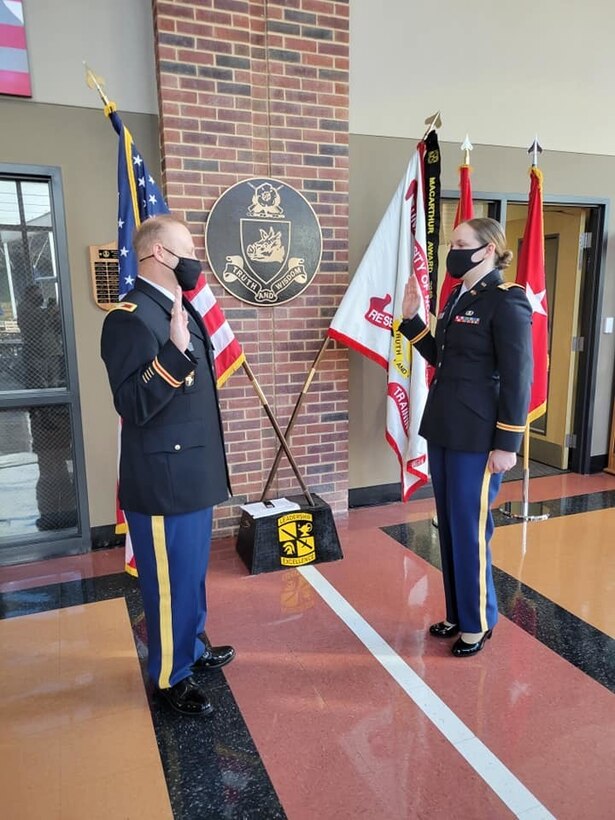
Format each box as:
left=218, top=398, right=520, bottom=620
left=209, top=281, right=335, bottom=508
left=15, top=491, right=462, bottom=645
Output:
left=402, top=275, right=421, bottom=319
left=169, top=285, right=190, bottom=352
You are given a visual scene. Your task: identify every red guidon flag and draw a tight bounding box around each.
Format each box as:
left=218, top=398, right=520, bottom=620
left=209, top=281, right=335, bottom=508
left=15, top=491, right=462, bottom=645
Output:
left=438, top=163, right=474, bottom=311
left=328, top=144, right=430, bottom=499
left=516, top=166, right=548, bottom=422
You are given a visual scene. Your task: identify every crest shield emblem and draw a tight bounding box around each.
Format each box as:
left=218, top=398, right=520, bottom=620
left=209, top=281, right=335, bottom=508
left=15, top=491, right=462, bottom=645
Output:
left=205, top=177, right=322, bottom=305
left=240, top=219, right=291, bottom=283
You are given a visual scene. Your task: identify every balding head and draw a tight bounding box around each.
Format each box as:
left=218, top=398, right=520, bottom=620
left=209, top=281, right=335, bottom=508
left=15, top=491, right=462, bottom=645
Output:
left=133, top=214, right=197, bottom=291
left=133, top=214, right=191, bottom=260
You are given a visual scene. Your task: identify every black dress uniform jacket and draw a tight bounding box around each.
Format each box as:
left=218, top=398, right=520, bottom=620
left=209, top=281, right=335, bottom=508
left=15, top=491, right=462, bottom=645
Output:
left=101, top=277, right=230, bottom=515
left=399, top=269, right=533, bottom=453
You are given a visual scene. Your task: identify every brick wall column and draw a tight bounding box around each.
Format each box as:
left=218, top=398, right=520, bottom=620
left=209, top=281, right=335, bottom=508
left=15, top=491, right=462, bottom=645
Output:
left=151, top=0, right=349, bottom=534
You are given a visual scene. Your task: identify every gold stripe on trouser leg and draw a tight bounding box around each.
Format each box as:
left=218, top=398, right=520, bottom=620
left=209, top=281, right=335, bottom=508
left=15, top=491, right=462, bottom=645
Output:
left=151, top=516, right=174, bottom=689
left=478, top=467, right=492, bottom=633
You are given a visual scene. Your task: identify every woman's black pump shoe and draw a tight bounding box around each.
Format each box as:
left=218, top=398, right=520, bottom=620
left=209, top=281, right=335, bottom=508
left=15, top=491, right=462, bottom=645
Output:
left=429, top=621, right=460, bottom=639
left=451, top=630, right=493, bottom=657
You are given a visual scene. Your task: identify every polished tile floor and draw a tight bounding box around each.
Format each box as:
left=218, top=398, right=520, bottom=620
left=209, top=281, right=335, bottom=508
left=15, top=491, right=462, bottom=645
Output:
left=0, top=471, right=614, bottom=819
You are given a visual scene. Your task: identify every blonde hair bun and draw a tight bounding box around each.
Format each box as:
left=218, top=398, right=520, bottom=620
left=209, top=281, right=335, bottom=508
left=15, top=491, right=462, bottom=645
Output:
left=497, top=249, right=514, bottom=269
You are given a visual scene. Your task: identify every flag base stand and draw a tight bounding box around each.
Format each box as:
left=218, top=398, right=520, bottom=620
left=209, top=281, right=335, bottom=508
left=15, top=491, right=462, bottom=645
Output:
left=236, top=494, right=343, bottom=575
left=498, top=501, right=549, bottom=522
left=499, top=429, right=550, bottom=522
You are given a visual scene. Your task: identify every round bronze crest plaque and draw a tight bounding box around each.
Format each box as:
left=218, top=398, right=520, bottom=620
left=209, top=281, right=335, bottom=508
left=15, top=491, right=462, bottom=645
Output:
left=205, top=177, right=323, bottom=305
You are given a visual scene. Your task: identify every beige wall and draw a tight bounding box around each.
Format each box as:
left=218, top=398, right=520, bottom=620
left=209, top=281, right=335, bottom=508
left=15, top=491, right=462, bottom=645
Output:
left=23, top=0, right=158, bottom=114
left=350, top=0, right=615, bottom=156
left=1, top=99, right=160, bottom=526
left=4, top=0, right=615, bottom=525
left=349, top=134, right=615, bottom=488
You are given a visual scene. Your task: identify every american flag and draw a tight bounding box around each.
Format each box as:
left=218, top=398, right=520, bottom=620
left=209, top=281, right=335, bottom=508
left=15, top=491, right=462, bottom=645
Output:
left=108, top=107, right=244, bottom=385
left=107, top=107, right=244, bottom=574
left=0, top=0, right=31, bottom=97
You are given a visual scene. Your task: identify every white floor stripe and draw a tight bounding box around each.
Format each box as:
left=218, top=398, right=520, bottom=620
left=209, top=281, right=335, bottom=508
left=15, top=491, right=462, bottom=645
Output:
left=299, top=564, right=555, bottom=820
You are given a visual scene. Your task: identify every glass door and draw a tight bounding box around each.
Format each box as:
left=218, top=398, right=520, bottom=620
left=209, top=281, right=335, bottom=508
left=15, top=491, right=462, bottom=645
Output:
left=0, top=167, right=89, bottom=565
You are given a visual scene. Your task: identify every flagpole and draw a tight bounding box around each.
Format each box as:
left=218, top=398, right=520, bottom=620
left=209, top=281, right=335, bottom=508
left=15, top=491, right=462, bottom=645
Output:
left=266, top=115, right=444, bottom=505
left=522, top=420, right=530, bottom=519
left=522, top=136, right=546, bottom=520
left=500, top=134, right=548, bottom=523
left=242, top=361, right=315, bottom=506
left=260, top=336, right=331, bottom=502
left=86, top=64, right=315, bottom=508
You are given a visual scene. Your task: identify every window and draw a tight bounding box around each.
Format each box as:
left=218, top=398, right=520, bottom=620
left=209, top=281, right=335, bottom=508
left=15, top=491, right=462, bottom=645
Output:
left=0, top=167, right=89, bottom=563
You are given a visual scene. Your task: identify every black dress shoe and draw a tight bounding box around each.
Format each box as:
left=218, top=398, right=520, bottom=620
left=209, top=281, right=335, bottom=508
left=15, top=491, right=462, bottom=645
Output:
left=451, top=630, right=493, bottom=657
left=157, top=676, right=214, bottom=716
left=429, top=621, right=460, bottom=638
left=193, top=644, right=236, bottom=671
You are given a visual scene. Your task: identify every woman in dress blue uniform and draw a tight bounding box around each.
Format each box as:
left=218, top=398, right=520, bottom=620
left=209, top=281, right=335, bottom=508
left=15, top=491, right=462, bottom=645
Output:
left=101, top=214, right=235, bottom=714
left=400, top=217, right=533, bottom=656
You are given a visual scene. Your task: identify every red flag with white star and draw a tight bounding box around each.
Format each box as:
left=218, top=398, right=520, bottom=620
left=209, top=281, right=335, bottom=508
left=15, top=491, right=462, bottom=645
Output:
left=438, top=163, right=474, bottom=311
left=516, top=166, right=548, bottom=422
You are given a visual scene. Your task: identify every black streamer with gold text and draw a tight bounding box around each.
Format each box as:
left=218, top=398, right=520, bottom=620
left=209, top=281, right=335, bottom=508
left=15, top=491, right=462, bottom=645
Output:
left=423, top=131, right=441, bottom=316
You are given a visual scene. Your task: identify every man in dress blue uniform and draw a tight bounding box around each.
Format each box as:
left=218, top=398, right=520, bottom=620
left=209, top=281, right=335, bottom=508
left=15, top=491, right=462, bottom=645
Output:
left=101, top=214, right=235, bottom=715
left=400, top=218, right=533, bottom=656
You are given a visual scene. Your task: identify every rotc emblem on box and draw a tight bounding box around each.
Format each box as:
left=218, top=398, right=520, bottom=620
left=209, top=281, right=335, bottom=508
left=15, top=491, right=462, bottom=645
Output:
left=205, top=177, right=322, bottom=305
left=235, top=494, right=343, bottom=575
left=278, top=512, right=316, bottom=567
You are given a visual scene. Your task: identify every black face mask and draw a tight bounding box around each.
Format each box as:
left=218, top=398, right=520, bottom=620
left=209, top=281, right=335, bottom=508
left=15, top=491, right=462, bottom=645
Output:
left=446, top=243, right=488, bottom=279
left=164, top=247, right=202, bottom=291
left=139, top=247, right=202, bottom=291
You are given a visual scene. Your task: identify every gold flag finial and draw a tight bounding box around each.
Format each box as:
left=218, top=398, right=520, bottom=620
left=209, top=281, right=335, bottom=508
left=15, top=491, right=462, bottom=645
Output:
left=84, top=62, right=114, bottom=112
left=422, top=110, right=442, bottom=139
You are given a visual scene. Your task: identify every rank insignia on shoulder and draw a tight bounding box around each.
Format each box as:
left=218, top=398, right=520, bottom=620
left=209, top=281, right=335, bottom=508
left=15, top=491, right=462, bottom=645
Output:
left=498, top=282, right=523, bottom=291
left=109, top=301, right=137, bottom=312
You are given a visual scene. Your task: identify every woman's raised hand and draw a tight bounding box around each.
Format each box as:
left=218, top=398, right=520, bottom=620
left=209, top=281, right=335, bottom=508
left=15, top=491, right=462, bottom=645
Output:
left=402, top=275, right=421, bottom=320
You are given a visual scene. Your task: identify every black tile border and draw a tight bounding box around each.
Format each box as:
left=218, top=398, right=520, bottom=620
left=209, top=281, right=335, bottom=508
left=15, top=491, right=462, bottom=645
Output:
left=91, top=524, right=124, bottom=550
left=349, top=462, right=570, bottom=508
left=349, top=481, right=434, bottom=507
left=492, top=489, right=615, bottom=527
left=0, top=574, right=286, bottom=820
left=590, top=454, right=608, bottom=472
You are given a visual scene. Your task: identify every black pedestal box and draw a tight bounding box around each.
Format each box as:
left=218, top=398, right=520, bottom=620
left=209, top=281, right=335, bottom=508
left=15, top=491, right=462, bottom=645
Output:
left=236, top=494, right=343, bottom=575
